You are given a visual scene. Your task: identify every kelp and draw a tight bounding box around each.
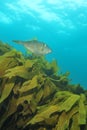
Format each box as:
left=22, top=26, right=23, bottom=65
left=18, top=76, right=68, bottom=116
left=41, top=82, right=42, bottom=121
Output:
left=0, top=80, right=14, bottom=104
left=4, top=65, right=30, bottom=79
left=0, top=50, right=24, bottom=78
left=0, top=41, right=87, bottom=130
left=45, top=60, right=58, bottom=75
left=58, top=94, right=80, bottom=112
left=0, top=41, right=11, bottom=55
left=70, top=113, right=80, bottom=130
left=25, top=105, right=59, bottom=126
left=78, top=94, right=87, bottom=125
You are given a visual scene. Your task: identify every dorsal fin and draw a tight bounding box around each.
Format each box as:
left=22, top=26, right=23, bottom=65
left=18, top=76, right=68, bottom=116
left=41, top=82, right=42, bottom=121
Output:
left=31, top=37, right=38, bottom=41
left=26, top=37, right=38, bottom=43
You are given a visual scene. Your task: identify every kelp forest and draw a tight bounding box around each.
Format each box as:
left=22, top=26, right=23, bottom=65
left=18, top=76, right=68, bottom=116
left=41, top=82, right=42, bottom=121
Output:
left=0, top=41, right=87, bottom=130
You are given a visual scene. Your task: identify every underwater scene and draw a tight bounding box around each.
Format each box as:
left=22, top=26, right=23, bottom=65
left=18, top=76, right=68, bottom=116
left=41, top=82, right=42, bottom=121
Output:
left=0, top=0, right=87, bottom=130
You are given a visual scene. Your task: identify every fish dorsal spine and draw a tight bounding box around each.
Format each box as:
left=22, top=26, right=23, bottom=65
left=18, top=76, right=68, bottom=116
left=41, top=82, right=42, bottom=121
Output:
left=31, top=37, right=38, bottom=41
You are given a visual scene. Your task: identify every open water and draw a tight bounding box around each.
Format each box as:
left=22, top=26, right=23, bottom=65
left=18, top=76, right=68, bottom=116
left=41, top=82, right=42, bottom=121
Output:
left=0, top=0, right=87, bottom=89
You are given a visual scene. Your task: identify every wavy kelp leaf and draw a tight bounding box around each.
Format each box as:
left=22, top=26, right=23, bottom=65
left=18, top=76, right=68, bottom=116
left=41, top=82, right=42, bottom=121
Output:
left=29, top=99, right=37, bottom=113
left=35, top=88, right=44, bottom=104
left=50, top=60, right=58, bottom=74
left=0, top=97, right=17, bottom=128
left=18, top=80, right=31, bottom=94
left=29, top=59, right=46, bottom=75
left=3, top=50, right=20, bottom=57
left=24, top=59, right=34, bottom=68
left=4, top=66, right=30, bottom=79
left=43, top=85, right=51, bottom=99
left=17, top=95, right=36, bottom=118
left=45, top=60, right=58, bottom=75
left=55, top=111, right=68, bottom=130
left=30, top=58, right=58, bottom=76
left=55, top=106, right=78, bottom=130
left=55, top=107, right=79, bottom=130
left=51, top=91, right=80, bottom=112
left=13, top=82, right=21, bottom=97
left=70, top=113, right=80, bottom=130
left=19, top=75, right=39, bottom=94
left=59, top=72, right=70, bottom=83
left=64, top=106, right=79, bottom=129
left=25, top=105, right=59, bottom=126
left=17, top=94, right=34, bottom=105
left=1, top=49, right=23, bottom=64
left=59, top=94, right=80, bottom=112
left=78, top=94, right=86, bottom=124
left=43, top=79, right=57, bottom=100
left=4, top=50, right=25, bottom=65
left=0, top=51, right=23, bottom=78
left=53, top=71, right=70, bottom=82
left=0, top=78, right=7, bottom=97
left=53, top=91, right=71, bottom=98
left=16, top=101, right=37, bottom=128
left=45, top=115, right=58, bottom=126
left=50, top=91, right=72, bottom=105
left=0, top=57, right=15, bottom=77
left=0, top=82, right=14, bottom=104
left=48, top=72, right=70, bottom=89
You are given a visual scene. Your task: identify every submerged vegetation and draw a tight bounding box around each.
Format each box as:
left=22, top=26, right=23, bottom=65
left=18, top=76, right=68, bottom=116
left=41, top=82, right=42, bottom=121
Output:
left=0, top=41, right=87, bottom=130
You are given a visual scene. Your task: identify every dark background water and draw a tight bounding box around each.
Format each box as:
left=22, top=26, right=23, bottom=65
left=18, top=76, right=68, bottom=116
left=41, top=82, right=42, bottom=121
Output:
left=0, top=0, right=87, bottom=89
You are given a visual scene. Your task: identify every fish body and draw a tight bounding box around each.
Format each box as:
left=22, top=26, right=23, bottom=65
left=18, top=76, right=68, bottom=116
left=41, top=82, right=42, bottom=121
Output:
left=12, top=40, right=52, bottom=55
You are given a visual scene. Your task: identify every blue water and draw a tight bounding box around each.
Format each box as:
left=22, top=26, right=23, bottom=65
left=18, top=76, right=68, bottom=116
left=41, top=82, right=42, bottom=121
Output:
left=0, top=0, right=87, bottom=89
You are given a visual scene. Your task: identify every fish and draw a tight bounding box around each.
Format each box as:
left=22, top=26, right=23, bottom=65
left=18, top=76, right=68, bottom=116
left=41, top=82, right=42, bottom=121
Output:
left=12, top=39, right=52, bottom=55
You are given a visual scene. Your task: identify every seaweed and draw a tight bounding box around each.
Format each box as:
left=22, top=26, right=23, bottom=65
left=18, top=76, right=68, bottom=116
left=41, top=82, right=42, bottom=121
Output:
left=0, top=41, right=87, bottom=130
left=0, top=41, right=11, bottom=55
